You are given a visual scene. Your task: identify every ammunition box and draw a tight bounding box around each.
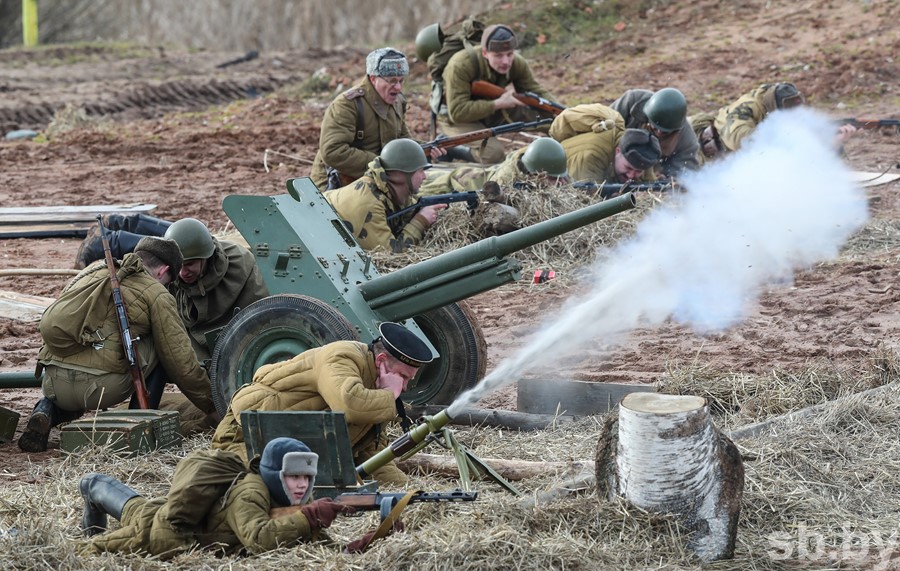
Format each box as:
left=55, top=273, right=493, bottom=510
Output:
left=0, top=405, right=21, bottom=444
left=60, top=417, right=155, bottom=456
left=97, top=410, right=182, bottom=450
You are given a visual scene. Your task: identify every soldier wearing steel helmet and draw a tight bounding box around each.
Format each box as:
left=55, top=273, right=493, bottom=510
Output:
left=309, top=48, right=444, bottom=190
left=164, top=218, right=269, bottom=363
left=610, top=87, right=700, bottom=178
left=324, top=138, right=448, bottom=253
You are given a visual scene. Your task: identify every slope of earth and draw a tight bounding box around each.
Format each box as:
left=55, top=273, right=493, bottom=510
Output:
left=0, top=0, right=898, bottom=472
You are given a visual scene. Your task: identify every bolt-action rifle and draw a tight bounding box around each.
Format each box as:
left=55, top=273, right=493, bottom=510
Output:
left=421, top=118, right=554, bottom=152
left=97, top=215, right=150, bottom=409
left=470, top=80, right=566, bottom=116
left=837, top=118, right=900, bottom=130
left=387, top=191, right=480, bottom=222
left=571, top=180, right=677, bottom=200
left=269, top=490, right=477, bottom=521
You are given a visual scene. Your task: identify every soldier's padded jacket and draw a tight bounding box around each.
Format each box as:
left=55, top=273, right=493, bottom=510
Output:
left=37, top=254, right=215, bottom=414
left=323, top=156, right=428, bottom=253
left=172, top=239, right=269, bottom=361
left=83, top=472, right=315, bottom=557
left=310, top=76, right=410, bottom=188
left=713, top=83, right=779, bottom=152
left=211, top=340, right=397, bottom=463
left=442, top=48, right=553, bottom=126
left=610, top=89, right=700, bottom=177
left=417, top=145, right=527, bottom=196
left=549, top=103, right=654, bottom=183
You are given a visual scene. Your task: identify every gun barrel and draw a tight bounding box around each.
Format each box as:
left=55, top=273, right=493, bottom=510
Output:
left=356, top=409, right=454, bottom=479
left=358, top=192, right=636, bottom=307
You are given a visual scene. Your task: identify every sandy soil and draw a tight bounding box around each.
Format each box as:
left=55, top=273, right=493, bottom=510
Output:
left=1, top=0, right=898, bottom=477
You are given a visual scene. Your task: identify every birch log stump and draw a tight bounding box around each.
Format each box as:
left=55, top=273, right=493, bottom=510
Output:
left=594, top=393, right=743, bottom=562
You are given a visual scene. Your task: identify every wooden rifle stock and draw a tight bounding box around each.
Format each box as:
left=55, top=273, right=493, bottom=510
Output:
left=97, top=215, right=150, bottom=409
left=420, top=118, right=553, bottom=151
left=471, top=80, right=565, bottom=116
left=269, top=490, right=477, bottom=520
left=837, top=118, right=900, bottom=130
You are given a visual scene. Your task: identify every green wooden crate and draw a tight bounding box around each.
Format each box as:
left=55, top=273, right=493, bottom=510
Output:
left=98, top=410, right=182, bottom=450
left=60, top=417, right=155, bottom=456
left=0, top=405, right=20, bottom=444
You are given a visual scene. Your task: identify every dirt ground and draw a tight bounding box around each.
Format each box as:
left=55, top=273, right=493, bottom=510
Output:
left=1, top=1, right=898, bottom=478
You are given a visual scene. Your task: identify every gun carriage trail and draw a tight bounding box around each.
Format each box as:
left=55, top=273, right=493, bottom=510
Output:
left=1, top=0, right=899, bottom=487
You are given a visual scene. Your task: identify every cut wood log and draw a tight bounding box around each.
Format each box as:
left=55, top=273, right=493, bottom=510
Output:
left=0, top=203, right=156, bottom=224
left=595, top=392, right=743, bottom=562
left=397, top=452, right=594, bottom=482
left=517, top=377, right=655, bottom=415
left=406, top=404, right=580, bottom=431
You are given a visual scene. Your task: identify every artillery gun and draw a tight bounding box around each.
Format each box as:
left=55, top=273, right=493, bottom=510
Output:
left=0, top=178, right=636, bottom=414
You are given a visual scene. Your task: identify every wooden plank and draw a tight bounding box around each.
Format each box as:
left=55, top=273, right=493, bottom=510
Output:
left=0, top=203, right=156, bottom=224
left=0, top=222, right=90, bottom=239
left=517, top=377, right=655, bottom=416
left=851, top=171, right=900, bottom=188
left=0, top=290, right=55, bottom=322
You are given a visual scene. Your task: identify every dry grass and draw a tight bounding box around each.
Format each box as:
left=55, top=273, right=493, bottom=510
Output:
left=4, top=350, right=900, bottom=569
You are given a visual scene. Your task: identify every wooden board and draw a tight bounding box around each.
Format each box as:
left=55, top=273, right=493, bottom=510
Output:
left=517, top=377, right=656, bottom=416
left=851, top=171, right=900, bottom=188
left=0, top=203, right=156, bottom=224
left=0, top=290, right=55, bottom=322
left=0, top=223, right=90, bottom=239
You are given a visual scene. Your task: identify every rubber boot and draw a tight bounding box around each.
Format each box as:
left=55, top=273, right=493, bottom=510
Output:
left=128, top=366, right=167, bottom=410
left=80, top=473, right=141, bottom=537
left=74, top=228, right=145, bottom=269
left=17, top=397, right=57, bottom=453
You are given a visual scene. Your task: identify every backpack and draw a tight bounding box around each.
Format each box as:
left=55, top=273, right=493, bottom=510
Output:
left=425, top=18, right=486, bottom=133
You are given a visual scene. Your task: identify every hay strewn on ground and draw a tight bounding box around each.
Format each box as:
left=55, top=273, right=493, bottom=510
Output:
left=4, top=351, right=900, bottom=570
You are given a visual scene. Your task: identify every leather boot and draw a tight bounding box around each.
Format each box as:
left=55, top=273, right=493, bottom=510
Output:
left=80, top=473, right=141, bottom=537
left=73, top=225, right=103, bottom=270
left=114, top=213, right=171, bottom=236
left=17, top=397, right=57, bottom=453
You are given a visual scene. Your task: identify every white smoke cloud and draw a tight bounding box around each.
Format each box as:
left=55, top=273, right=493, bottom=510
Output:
left=448, top=108, right=869, bottom=415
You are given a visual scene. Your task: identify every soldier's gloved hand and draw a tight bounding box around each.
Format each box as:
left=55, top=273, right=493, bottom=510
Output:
left=299, top=498, right=355, bottom=529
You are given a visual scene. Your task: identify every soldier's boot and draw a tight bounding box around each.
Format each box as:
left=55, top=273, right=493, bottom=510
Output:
left=17, top=397, right=58, bottom=453
left=74, top=227, right=145, bottom=269
left=128, top=366, right=167, bottom=410
left=80, top=473, right=141, bottom=537
left=106, top=213, right=171, bottom=236
left=438, top=144, right=476, bottom=163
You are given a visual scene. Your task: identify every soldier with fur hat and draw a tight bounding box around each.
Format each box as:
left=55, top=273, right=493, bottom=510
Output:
left=79, top=437, right=354, bottom=557
left=18, top=236, right=218, bottom=453
left=438, top=23, right=557, bottom=164
left=211, top=321, right=435, bottom=485
left=310, top=48, right=444, bottom=190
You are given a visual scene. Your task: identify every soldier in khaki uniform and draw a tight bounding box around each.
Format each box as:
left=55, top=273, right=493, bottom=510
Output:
left=211, top=322, right=435, bottom=486
left=439, top=24, right=556, bottom=164
left=611, top=88, right=700, bottom=178
left=325, top=138, right=447, bottom=253
left=550, top=103, right=661, bottom=183
left=689, top=111, right=723, bottom=166
left=78, top=438, right=353, bottom=557
left=18, top=237, right=218, bottom=453
left=714, top=82, right=804, bottom=152
left=309, top=48, right=414, bottom=190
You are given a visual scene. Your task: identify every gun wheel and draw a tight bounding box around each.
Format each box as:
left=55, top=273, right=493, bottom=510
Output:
left=209, top=294, right=358, bottom=416
left=403, top=301, right=487, bottom=405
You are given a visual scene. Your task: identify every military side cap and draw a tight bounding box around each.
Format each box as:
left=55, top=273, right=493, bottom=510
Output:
left=366, top=47, right=409, bottom=77
left=134, top=236, right=183, bottom=279
left=620, top=128, right=662, bottom=170
left=378, top=321, right=435, bottom=367
left=482, top=24, right=518, bottom=52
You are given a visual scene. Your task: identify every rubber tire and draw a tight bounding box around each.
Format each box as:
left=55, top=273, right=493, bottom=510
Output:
left=209, top=294, right=358, bottom=416
left=402, top=301, right=487, bottom=406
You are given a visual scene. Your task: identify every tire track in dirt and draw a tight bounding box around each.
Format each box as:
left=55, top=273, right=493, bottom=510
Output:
left=0, top=75, right=297, bottom=128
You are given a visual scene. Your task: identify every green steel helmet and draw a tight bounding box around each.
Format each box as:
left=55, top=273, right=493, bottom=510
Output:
left=521, top=138, right=568, bottom=177
left=163, top=217, right=215, bottom=261
left=415, top=23, right=444, bottom=62
left=380, top=138, right=432, bottom=173
left=644, top=87, right=687, bottom=134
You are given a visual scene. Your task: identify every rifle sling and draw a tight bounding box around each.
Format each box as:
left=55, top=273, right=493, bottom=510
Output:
left=351, top=490, right=418, bottom=552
